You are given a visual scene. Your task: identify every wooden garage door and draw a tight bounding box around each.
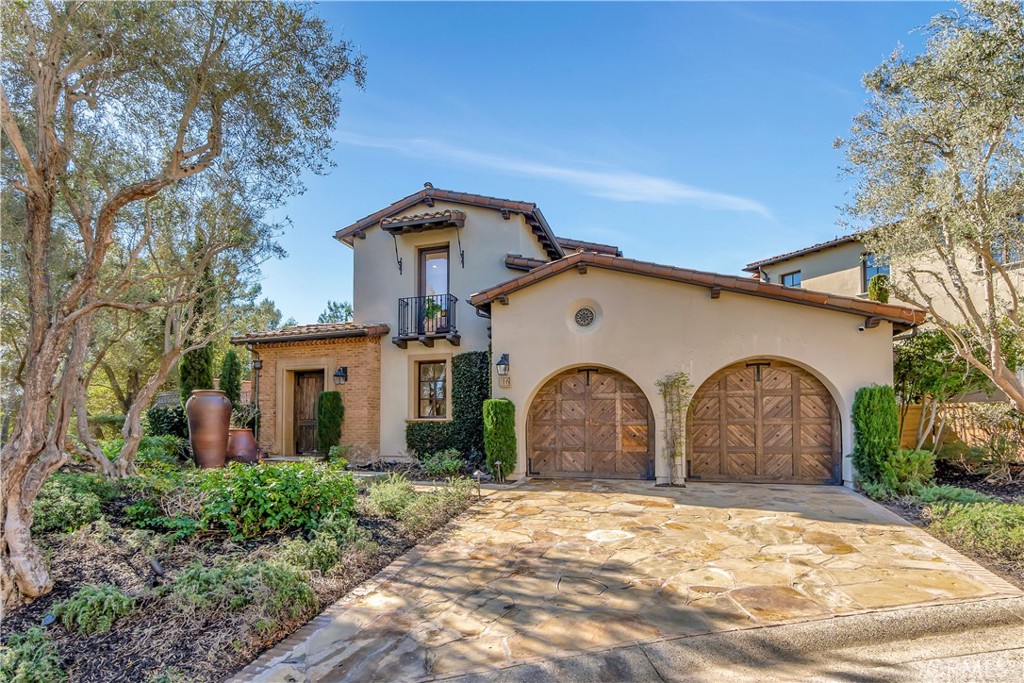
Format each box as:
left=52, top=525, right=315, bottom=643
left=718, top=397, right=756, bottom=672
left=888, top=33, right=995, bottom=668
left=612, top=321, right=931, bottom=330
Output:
left=688, top=360, right=841, bottom=484
left=528, top=368, right=653, bottom=479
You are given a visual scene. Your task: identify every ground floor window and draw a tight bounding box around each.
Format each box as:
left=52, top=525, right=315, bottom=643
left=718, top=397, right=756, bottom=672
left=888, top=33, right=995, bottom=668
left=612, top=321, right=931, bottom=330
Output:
left=417, top=360, right=447, bottom=418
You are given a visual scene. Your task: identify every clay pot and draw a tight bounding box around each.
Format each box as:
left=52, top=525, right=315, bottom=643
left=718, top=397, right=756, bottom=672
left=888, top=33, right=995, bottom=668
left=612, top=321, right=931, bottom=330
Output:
left=185, top=390, right=231, bottom=468
left=226, top=428, right=259, bottom=464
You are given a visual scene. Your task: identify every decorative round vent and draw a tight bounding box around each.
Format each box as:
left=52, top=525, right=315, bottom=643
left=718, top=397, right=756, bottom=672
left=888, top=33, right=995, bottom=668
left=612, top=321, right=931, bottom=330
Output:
left=574, top=307, right=596, bottom=327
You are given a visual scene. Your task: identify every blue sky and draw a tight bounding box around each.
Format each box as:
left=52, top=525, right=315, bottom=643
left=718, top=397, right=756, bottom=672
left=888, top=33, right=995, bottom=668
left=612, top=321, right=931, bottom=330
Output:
left=262, top=1, right=945, bottom=324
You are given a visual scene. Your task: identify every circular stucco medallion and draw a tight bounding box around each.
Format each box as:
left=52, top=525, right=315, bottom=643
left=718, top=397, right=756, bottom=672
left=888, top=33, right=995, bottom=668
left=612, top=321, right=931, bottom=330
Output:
left=574, top=307, right=596, bottom=327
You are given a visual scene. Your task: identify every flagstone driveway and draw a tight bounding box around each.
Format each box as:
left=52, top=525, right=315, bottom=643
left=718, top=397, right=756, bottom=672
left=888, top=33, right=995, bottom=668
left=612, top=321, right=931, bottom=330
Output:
left=235, top=480, right=1020, bottom=682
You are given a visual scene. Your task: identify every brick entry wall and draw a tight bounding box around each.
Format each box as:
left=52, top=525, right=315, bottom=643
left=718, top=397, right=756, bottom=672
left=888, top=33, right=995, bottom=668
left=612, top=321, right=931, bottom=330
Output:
left=252, top=337, right=382, bottom=456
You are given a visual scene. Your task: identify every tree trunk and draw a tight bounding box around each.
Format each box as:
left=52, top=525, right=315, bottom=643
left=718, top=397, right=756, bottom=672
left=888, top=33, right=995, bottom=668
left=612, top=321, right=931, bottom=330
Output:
left=116, top=346, right=185, bottom=476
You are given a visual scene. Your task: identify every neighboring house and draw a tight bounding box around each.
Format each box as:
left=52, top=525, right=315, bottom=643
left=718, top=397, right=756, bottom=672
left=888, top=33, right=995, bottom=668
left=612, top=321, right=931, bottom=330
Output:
left=743, top=232, right=881, bottom=298
left=233, top=187, right=923, bottom=487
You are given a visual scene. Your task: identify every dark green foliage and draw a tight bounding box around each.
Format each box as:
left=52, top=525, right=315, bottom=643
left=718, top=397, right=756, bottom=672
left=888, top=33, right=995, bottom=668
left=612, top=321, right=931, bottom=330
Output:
left=199, top=461, right=357, bottom=539
left=915, top=485, right=996, bottom=504
left=851, top=385, right=898, bottom=484
left=32, top=472, right=119, bottom=534
left=178, top=261, right=217, bottom=406
left=316, top=391, right=344, bottom=453
left=880, top=448, right=935, bottom=496
left=405, top=351, right=490, bottom=463
left=894, top=330, right=988, bottom=410
left=178, top=345, right=214, bottom=407
left=867, top=274, right=890, bottom=303
left=219, top=349, right=243, bottom=406
left=0, top=627, right=67, bottom=683
left=450, top=351, right=490, bottom=464
left=317, top=300, right=353, bottom=323
left=165, top=559, right=318, bottom=632
left=926, top=502, right=1024, bottom=562
left=405, top=421, right=452, bottom=458
left=421, top=449, right=464, bottom=476
left=88, top=413, right=126, bottom=440
left=124, top=498, right=203, bottom=542
left=145, top=404, right=189, bottom=439
left=52, top=584, right=136, bottom=634
left=483, top=399, right=516, bottom=481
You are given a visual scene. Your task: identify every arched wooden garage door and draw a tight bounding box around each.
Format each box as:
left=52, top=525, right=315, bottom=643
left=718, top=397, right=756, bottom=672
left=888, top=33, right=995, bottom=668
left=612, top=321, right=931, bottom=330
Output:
left=688, top=360, right=841, bottom=484
left=528, top=368, right=653, bottom=479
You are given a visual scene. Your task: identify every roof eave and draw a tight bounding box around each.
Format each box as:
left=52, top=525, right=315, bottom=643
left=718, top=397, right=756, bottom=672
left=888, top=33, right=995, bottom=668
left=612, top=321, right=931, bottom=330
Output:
left=230, top=328, right=381, bottom=346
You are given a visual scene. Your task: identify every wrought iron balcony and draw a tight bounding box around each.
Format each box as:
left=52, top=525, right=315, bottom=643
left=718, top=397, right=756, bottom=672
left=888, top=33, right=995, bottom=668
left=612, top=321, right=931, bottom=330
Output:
left=393, top=294, right=460, bottom=348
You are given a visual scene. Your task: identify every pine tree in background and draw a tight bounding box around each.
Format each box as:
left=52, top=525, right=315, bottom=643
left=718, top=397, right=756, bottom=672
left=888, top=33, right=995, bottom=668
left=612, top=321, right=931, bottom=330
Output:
left=219, top=349, right=243, bottom=406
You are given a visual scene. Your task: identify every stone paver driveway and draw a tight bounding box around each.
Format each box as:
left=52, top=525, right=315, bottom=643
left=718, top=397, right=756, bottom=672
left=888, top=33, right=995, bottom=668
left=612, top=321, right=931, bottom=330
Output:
left=237, top=480, right=1020, bottom=682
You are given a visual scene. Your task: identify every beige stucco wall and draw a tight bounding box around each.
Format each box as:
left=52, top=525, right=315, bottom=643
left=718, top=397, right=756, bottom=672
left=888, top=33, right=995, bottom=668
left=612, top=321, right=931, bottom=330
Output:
left=350, top=201, right=551, bottom=457
left=758, top=241, right=867, bottom=297
left=488, top=267, right=896, bottom=486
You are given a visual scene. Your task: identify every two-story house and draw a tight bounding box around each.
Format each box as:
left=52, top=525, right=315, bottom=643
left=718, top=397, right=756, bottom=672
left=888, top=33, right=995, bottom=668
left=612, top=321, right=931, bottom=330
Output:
left=233, top=186, right=923, bottom=487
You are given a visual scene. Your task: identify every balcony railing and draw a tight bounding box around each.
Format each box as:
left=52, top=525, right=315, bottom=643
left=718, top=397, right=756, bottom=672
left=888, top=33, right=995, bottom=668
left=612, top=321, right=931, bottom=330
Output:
left=394, top=294, right=460, bottom=347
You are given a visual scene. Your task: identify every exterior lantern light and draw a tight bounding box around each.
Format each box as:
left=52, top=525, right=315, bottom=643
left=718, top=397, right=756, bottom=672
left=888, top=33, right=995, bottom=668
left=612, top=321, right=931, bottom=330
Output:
left=333, top=366, right=348, bottom=385
left=496, top=354, right=510, bottom=376
left=251, top=358, right=263, bottom=371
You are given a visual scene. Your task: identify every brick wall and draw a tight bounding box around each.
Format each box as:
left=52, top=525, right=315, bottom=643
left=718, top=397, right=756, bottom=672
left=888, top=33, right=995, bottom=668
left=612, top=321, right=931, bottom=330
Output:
left=252, top=337, right=382, bottom=456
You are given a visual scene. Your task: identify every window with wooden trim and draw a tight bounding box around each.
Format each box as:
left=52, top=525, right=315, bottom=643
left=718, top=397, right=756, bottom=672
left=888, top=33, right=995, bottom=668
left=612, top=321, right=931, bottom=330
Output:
left=781, top=271, right=802, bottom=288
left=417, top=360, right=447, bottom=418
left=862, top=253, right=890, bottom=291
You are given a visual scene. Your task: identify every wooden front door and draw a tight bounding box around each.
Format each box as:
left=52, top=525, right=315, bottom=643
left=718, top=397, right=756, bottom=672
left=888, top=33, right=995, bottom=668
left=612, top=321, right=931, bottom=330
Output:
left=293, top=371, right=323, bottom=454
left=528, top=368, right=653, bottom=479
left=688, top=360, right=841, bottom=484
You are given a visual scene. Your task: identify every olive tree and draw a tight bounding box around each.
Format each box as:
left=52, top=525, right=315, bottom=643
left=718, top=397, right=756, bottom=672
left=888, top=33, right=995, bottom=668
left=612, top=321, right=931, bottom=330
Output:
left=838, top=0, right=1024, bottom=409
left=0, top=1, right=364, bottom=607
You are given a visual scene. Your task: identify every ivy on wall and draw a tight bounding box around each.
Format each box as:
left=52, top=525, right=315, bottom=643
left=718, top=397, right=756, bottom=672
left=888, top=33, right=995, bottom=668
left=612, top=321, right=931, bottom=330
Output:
left=405, top=351, right=491, bottom=465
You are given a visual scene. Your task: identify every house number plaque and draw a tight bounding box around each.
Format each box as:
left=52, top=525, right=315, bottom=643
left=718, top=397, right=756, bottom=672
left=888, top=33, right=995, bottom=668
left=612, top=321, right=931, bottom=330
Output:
left=498, top=376, right=511, bottom=389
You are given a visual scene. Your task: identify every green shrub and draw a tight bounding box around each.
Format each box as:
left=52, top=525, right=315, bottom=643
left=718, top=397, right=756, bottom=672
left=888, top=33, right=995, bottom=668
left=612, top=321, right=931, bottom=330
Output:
left=145, top=668, right=188, bottom=683
left=199, top=461, right=357, bottom=539
left=405, top=421, right=452, bottom=458
left=52, top=584, right=136, bottom=635
left=368, top=473, right=417, bottom=517
left=451, top=351, right=490, bottom=465
left=420, top=448, right=464, bottom=476
left=867, top=273, right=890, bottom=303
left=915, top=485, right=997, bottom=504
left=179, top=345, right=214, bottom=407
left=851, top=385, right=898, bottom=484
left=317, top=511, right=375, bottom=550
left=397, top=477, right=475, bottom=537
left=219, top=349, right=243, bottom=406
left=880, top=448, right=935, bottom=496
left=146, top=404, right=189, bottom=439
left=0, top=627, right=66, bottom=683
left=327, top=444, right=352, bottom=463
left=316, top=391, right=344, bottom=453
left=124, top=498, right=203, bottom=542
left=136, top=435, right=189, bottom=468
left=278, top=535, right=341, bottom=573
left=32, top=472, right=119, bottom=534
left=483, top=399, right=516, bottom=481
left=926, top=502, right=1024, bottom=562
left=165, top=559, right=317, bottom=631
left=860, top=479, right=896, bottom=501
left=88, top=413, right=126, bottom=440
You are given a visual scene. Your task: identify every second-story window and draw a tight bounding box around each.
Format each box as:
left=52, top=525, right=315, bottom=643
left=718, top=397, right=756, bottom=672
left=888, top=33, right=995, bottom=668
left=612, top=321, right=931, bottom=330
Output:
left=862, top=253, right=890, bottom=291
left=781, top=271, right=802, bottom=288
left=419, top=246, right=449, bottom=297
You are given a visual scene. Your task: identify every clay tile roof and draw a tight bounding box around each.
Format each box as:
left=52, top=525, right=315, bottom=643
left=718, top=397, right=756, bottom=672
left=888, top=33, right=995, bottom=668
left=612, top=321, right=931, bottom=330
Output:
left=380, top=209, right=466, bottom=227
left=231, top=322, right=390, bottom=345
left=555, top=237, right=623, bottom=257
left=743, top=231, right=868, bottom=271
left=504, top=254, right=548, bottom=272
left=470, top=251, right=924, bottom=329
left=333, top=187, right=563, bottom=260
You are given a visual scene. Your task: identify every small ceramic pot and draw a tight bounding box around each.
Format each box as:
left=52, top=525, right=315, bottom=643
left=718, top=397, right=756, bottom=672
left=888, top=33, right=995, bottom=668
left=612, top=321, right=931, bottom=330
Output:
left=226, top=428, right=259, bottom=464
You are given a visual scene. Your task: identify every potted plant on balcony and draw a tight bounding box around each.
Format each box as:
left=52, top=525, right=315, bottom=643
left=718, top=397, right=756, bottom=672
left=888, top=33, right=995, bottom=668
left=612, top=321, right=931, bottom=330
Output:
left=226, top=402, right=260, bottom=464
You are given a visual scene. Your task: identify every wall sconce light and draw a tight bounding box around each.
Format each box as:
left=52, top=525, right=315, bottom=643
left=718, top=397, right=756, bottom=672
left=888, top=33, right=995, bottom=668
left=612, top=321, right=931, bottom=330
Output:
left=251, top=358, right=263, bottom=371
left=496, top=354, right=510, bottom=377
left=333, top=366, right=348, bottom=385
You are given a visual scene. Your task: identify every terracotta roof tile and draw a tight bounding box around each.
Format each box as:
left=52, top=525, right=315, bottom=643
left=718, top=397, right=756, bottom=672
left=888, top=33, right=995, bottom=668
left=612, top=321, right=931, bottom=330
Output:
left=380, top=209, right=466, bottom=226
left=231, top=322, right=390, bottom=345
left=555, top=237, right=623, bottom=257
left=504, top=254, right=548, bottom=271
left=470, top=252, right=924, bottom=328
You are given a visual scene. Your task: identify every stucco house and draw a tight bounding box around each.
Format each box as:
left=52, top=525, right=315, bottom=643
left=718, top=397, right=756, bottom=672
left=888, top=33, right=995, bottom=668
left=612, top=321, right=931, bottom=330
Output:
left=232, top=186, right=923, bottom=487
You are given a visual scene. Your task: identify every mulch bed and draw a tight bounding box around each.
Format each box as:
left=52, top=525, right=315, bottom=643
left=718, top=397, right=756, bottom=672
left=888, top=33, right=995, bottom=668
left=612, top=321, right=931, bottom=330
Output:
left=2, top=489, right=466, bottom=683
left=932, top=460, right=1024, bottom=502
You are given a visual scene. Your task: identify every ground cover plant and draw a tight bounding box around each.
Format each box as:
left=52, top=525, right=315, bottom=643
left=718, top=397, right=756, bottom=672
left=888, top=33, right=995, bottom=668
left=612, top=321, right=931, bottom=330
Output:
left=1, top=443, right=477, bottom=683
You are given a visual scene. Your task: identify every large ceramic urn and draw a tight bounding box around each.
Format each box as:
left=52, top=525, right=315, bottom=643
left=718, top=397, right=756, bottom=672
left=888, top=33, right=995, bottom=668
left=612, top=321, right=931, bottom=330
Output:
left=185, top=390, right=231, bottom=468
left=226, top=428, right=259, bottom=464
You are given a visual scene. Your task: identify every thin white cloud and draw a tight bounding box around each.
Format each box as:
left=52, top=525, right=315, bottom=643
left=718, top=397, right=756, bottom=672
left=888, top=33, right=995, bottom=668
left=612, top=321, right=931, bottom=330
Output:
left=336, top=132, right=773, bottom=218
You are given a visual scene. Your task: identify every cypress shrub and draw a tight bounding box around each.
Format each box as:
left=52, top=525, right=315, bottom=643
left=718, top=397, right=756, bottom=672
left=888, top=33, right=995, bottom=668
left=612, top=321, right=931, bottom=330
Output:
left=179, top=345, right=214, bottom=406
left=483, top=399, right=516, bottom=481
left=178, top=259, right=217, bottom=406
left=316, top=391, right=344, bottom=453
left=868, top=274, right=890, bottom=303
left=219, top=349, right=243, bottom=406
left=451, top=351, right=490, bottom=466
left=851, top=384, right=899, bottom=484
